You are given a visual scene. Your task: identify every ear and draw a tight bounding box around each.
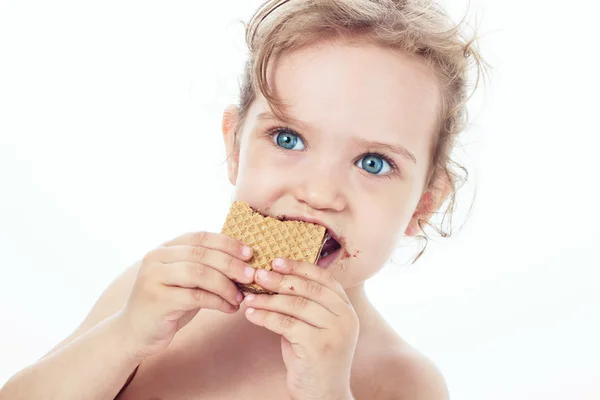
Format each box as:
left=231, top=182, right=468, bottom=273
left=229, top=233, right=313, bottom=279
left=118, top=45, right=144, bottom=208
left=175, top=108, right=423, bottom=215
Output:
left=405, top=172, right=452, bottom=237
left=222, top=105, right=240, bottom=186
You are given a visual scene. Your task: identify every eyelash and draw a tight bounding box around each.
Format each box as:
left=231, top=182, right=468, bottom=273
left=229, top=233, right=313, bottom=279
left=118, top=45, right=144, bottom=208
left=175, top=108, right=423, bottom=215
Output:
left=266, top=125, right=309, bottom=152
left=265, top=125, right=400, bottom=178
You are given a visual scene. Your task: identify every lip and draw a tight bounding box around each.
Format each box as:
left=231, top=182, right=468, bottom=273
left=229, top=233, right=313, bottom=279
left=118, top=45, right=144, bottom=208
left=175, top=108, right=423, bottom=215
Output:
left=276, top=214, right=343, bottom=247
left=316, top=246, right=343, bottom=268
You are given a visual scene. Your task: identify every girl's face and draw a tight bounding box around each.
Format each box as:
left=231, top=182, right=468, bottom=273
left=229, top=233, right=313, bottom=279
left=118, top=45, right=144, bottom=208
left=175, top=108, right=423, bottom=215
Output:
left=223, top=40, right=441, bottom=289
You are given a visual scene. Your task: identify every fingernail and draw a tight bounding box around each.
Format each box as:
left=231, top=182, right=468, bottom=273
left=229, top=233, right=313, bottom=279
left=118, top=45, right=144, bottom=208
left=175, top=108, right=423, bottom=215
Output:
left=246, top=307, right=255, bottom=314
left=245, top=266, right=255, bottom=278
left=245, top=294, right=255, bottom=302
left=272, top=258, right=285, bottom=270
left=242, top=246, right=252, bottom=258
left=236, top=291, right=244, bottom=303
left=257, top=269, right=269, bottom=280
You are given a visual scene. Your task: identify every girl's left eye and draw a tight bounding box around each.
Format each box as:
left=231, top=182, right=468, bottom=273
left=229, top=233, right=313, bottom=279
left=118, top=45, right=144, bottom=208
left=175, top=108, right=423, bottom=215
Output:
left=355, top=154, right=392, bottom=175
left=272, top=128, right=306, bottom=151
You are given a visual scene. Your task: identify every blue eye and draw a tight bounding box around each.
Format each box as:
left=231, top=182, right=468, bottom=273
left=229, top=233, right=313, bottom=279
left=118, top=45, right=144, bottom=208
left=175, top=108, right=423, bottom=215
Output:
left=273, top=128, right=306, bottom=151
left=356, top=154, right=392, bottom=175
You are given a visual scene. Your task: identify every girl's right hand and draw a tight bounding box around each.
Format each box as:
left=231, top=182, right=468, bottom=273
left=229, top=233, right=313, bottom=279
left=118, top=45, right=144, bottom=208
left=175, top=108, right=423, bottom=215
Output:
left=116, top=231, right=255, bottom=359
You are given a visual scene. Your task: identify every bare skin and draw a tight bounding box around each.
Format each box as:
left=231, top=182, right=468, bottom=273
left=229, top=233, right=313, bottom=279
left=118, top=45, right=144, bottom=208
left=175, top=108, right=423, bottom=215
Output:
left=115, top=265, right=445, bottom=400
left=1, top=253, right=446, bottom=400
left=1, top=40, right=451, bottom=400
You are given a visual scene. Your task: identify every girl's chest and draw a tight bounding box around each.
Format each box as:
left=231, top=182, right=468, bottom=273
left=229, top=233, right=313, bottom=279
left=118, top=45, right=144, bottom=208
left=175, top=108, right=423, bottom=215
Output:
left=115, top=309, right=381, bottom=400
left=116, top=341, right=374, bottom=400
left=117, top=357, right=288, bottom=400
left=117, top=313, right=291, bottom=400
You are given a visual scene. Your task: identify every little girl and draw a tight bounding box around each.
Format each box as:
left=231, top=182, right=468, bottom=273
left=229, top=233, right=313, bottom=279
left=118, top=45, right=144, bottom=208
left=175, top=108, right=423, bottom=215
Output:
left=1, top=1, right=485, bottom=399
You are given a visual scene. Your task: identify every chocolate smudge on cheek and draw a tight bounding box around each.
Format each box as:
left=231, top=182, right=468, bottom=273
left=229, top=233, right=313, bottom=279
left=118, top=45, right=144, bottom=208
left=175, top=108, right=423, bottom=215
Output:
left=338, top=236, right=352, bottom=259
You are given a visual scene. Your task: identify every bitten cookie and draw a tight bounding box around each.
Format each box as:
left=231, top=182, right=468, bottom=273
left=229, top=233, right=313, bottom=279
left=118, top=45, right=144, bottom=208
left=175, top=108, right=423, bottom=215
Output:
left=221, top=201, right=327, bottom=294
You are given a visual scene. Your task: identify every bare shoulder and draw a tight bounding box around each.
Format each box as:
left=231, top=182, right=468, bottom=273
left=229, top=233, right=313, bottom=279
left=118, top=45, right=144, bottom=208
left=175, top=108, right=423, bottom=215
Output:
left=354, top=336, right=448, bottom=400
left=374, top=343, right=448, bottom=400
left=352, top=305, right=449, bottom=400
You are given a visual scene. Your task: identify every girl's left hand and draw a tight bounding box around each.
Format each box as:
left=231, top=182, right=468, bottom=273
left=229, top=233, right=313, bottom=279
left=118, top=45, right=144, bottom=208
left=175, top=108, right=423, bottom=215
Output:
left=244, top=258, right=359, bottom=400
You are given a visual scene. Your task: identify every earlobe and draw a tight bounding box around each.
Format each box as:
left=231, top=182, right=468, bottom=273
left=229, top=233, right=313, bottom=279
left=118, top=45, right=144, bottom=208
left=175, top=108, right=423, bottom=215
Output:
left=222, top=105, right=240, bottom=185
left=405, top=173, right=452, bottom=236
left=405, top=192, right=432, bottom=237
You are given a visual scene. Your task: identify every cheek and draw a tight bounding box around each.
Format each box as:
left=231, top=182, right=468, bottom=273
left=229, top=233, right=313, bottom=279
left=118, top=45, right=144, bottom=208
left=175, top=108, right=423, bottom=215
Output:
left=342, top=217, right=400, bottom=284
left=359, top=212, right=403, bottom=255
left=354, top=191, right=415, bottom=257
left=234, top=141, right=289, bottom=199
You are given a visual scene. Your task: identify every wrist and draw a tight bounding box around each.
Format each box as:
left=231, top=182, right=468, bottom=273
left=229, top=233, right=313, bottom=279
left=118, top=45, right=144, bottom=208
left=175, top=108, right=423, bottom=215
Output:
left=108, top=311, right=148, bottom=366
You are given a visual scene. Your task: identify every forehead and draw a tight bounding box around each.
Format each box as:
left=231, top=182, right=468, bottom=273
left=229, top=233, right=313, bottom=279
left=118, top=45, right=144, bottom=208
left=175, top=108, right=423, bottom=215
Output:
left=249, top=40, right=441, bottom=159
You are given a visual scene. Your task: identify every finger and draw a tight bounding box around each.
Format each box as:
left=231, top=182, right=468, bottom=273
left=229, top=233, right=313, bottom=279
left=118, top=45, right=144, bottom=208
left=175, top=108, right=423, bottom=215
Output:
left=244, top=293, right=330, bottom=328
left=254, top=269, right=343, bottom=316
left=160, top=261, right=244, bottom=306
left=162, top=231, right=253, bottom=261
left=168, top=286, right=240, bottom=314
left=153, top=245, right=255, bottom=284
left=272, top=258, right=349, bottom=303
left=244, top=307, right=312, bottom=344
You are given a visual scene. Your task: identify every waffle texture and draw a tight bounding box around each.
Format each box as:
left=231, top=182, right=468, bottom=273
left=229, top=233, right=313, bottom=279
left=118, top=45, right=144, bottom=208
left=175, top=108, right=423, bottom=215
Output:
left=221, top=201, right=326, bottom=294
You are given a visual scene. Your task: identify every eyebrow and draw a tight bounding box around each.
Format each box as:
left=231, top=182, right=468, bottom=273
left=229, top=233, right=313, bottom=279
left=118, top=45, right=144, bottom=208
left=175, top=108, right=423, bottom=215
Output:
left=257, top=111, right=417, bottom=165
left=257, top=111, right=314, bottom=132
left=351, top=137, right=417, bottom=165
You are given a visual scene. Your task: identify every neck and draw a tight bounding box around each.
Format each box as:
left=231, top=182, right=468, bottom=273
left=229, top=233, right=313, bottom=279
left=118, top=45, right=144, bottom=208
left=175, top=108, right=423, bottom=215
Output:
left=345, top=283, right=369, bottom=309
left=344, top=282, right=390, bottom=337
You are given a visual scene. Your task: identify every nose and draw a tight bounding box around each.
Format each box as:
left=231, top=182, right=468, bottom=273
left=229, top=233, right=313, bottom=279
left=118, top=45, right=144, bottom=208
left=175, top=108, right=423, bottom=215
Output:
left=292, top=164, right=347, bottom=212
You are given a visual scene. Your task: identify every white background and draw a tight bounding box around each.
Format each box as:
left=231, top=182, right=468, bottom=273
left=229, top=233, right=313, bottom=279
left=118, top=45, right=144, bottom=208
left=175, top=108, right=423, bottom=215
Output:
left=1, top=1, right=599, bottom=399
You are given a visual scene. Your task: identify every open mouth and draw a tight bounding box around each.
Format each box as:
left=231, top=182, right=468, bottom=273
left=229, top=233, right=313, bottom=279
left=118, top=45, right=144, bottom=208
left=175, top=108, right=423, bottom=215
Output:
left=316, top=230, right=342, bottom=268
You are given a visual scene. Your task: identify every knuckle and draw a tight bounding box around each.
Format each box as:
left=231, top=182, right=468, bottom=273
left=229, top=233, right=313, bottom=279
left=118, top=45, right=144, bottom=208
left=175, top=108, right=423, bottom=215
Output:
left=142, top=247, right=161, bottom=264
left=138, top=259, right=157, bottom=281
left=223, top=235, right=238, bottom=250
left=305, top=280, right=322, bottom=295
left=191, top=288, right=207, bottom=303
left=292, top=296, right=309, bottom=310
left=223, top=254, right=235, bottom=273
left=191, top=231, right=208, bottom=246
left=191, top=246, right=207, bottom=263
left=277, top=313, right=296, bottom=329
left=189, top=262, right=207, bottom=280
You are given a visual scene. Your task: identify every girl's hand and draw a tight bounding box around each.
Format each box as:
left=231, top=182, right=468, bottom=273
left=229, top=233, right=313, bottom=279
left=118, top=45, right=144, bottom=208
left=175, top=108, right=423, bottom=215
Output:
left=243, top=258, right=359, bottom=400
left=117, top=231, right=255, bottom=359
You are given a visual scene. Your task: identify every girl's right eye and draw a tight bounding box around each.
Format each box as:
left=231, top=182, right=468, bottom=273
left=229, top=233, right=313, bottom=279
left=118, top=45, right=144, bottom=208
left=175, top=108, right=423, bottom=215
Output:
left=271, top=127, right=306, bottom=151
